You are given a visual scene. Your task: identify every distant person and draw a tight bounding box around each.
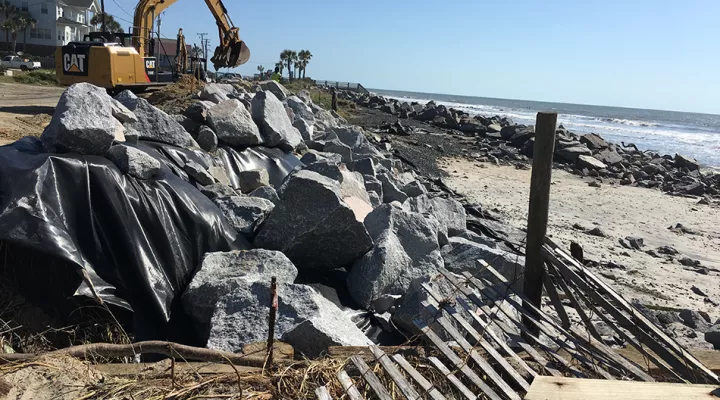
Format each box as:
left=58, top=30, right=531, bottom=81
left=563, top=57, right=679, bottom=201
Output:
left=331, top=88, right=338, bottom=111
left=271, top=67, right=281, bottom=82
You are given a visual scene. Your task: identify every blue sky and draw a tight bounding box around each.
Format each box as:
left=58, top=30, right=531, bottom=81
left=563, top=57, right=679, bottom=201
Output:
left=104, top=0, right=720, bottom=114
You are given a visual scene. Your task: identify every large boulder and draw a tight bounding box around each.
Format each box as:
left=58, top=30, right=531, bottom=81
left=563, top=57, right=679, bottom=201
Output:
left=114, top=90, right=197, bottom=149
left=579, top=133, right=609, bottom=150
left=251, top=91, right=304, bottom=151
left=207, top=99, right=263, bottom=147
left=199, top=83, right=232, bottom=103
left=41, top=83, right=126, bottom=155
left=254, top=170, right=373, bottom=270
left=347, top=204, right=443, bottom=308
left=293, top=118, right=314, bottom=141
left=200, top=182, right=238, bottom=200
left=212, top=196, right=275, bottom=236
left=260, top=80, right=290, bottom=101
left=208, top=281, right=370, bottom=357
left=285, top=96, right=315, bottom=123
left=105, top=144, right=161, bottom=180
left=196, top=126, right=218, bottom=152
left=706, top=325, right=720, bottom=349
left=576, top=155, right=607, bottom=170
left=332, top=126, right=383, bottom=158
left=377, top=173, right=409, bottom=203
left=402, top=195, right=466, bottom=236
left=441, top=237, right=524, bottom=284
left=323, top=140, right=353, bottom=163
left=237, top=169, right=270, bottom=193
left=314, top=109, right=341, bottom=132
left=184, top=100, right=215, bottom=122
left=184, top=160, right=215, bottom=185
left=594, top=149, right=624, bottom=166
left=675, top=154, right=700, bottom=171
left=249, top=185, right=280, bottom=205
left=555, top=144, right=592, bottom=162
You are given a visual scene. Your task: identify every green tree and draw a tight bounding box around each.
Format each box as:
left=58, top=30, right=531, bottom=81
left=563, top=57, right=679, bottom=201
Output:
left=256, top=64, right=264, bottom=79
left=298, top=49, right=312, bottom=79
left=0, top=1, right=18, bottom=52
left=190, top=44, right=203, bottom=58
left=90, top=12, right=122, bottom=33
left=1, top=12, right=23, bottom=53
left=279, top=50, right=291, bottom=77
left=287, top=50, right=297, bottom=80
left=18, top=12, right=36, bottom=52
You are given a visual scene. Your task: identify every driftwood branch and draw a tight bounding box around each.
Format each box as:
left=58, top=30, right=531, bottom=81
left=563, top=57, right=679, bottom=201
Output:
left=0, top=341, right=266, bottom=367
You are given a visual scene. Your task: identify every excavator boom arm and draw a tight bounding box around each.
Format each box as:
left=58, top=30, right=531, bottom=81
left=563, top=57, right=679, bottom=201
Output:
left=132, top=0, right=249, bottom=70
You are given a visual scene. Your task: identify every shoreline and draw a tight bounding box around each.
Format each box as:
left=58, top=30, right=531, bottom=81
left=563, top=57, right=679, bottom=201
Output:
left=341, top=97, right=720, bottom=350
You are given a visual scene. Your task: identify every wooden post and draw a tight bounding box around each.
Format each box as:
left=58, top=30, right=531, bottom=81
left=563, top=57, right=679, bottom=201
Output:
left=522, top=112, right=557, bottom=334
left=264, top=276, right=278, bottom=370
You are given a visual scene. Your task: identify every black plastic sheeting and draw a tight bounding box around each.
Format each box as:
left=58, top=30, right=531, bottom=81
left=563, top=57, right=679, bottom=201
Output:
left=0, top=137, right=301, bottom=337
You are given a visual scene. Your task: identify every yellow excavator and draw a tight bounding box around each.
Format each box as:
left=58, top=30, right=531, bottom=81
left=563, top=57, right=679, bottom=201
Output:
left=55, top=0, right=249, bottom=91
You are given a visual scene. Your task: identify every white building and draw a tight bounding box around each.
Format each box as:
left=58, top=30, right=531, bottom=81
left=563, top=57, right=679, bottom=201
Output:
left=0, top=0, right=101, bottom=56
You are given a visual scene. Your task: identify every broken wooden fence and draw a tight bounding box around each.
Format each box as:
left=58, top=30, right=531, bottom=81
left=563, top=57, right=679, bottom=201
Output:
left=316, top=243, right=718, bottom=399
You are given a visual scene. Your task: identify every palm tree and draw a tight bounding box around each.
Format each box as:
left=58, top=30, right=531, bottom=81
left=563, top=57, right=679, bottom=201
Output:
left=275, top=61, right=284, bottom=77
left=90, top=12, right=122, bottom=33
left=0, top=1, right=17, bottom=52
left=2, top=12, right=22, bottom=53
left=18, top=12, right=36, bottom=52
left=190, top=44, right=203, bottom=58
left=298, top=49, right=312, bottom=79
left=279, top=49, right=291, bottom=78
left=256, top=64, right=264, bottom=79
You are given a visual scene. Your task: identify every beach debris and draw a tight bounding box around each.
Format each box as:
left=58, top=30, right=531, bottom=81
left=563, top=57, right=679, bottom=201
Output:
left=624, top=236, right=645, bottom=250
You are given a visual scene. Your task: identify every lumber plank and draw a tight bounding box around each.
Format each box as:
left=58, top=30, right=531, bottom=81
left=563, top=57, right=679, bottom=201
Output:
left=349, top=356, right=393, bottom=400
left=524, top=376, right=720, bottom=400
left=369, top=346, right=422, bottom=400
left=422, top=301, right=528, bottom=396
left=414, top=319, right=503, bottom=400
left=336, top=370, right=363, bottom=400
left=392, top=354, right=447, bottom=400
left=422, top=282, right=536, bottom=382
left=542, top=267, right=572, bottom=329
left=548, top=243, right=720, bottom=384
left=315, top=385, right=332, bottom=400
left=428, top=356, right=477, bottom=400
left=615, top=347, right=720, bottom=375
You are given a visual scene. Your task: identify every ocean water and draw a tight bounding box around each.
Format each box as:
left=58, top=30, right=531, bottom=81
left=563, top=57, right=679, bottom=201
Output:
left=371, top=89, right=720, bottom=168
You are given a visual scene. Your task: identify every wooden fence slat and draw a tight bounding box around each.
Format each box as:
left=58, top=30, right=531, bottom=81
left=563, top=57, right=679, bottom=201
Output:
left=315, top=385, right=333, bottom=400
left=414, top=319, right=503, bottom=400
left=515, top=341, right=563, bottom=377
left=446, top=271, right=590, bottom=378
left=350, top=356, right=393, bottom=400
left=547, top=243, right=719, bottom=384
left=544, top=249, right=694, bottom=382
left=422, top=301, right=527, bottom=398
left=428, top=356, right=477, bottom=400
left=544, top=260, right=658, bottom=382
left=442, top=271, right=561, bottom=377
left=542, top=265, right=571, bottom=329
left=369, top=346, right=422, bottom=400
left=465, top=267, right=617, bottom=380
left=336, top=370, right=363, bottom=400
left=422, top=282, right=537, bottom=381
left=392, top=354, right=447, bottom=400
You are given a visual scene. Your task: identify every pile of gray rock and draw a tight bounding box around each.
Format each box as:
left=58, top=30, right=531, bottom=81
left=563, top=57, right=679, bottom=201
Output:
left=347, top=91, right=719, bottom=200
left=37, top=80, right=515, bottom=357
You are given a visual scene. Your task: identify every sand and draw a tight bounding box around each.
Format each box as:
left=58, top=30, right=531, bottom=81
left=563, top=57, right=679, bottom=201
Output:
left=440, top=157, right=720, bottom=347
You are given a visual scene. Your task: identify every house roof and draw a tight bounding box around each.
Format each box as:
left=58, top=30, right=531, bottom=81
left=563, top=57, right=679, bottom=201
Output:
left=59, top=0, right=95, bottom=7
left=57, top=16, right=85, bottom=26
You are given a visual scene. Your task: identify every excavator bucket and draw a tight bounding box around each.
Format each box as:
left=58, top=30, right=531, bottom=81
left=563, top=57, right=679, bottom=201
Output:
left=211, top=40, right=250, bottom=70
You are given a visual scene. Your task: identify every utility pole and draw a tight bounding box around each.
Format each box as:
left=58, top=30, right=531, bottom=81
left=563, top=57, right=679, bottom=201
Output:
left=100, top=0, right=106, bottom=32
left=197, top=32, right=208, bottom=72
